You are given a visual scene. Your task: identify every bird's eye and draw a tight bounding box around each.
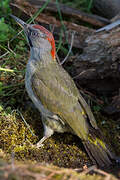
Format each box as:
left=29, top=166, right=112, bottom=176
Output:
left=31, top=31, right=38, bottom=37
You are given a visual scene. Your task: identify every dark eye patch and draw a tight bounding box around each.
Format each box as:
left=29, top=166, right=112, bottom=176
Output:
left=31, top=30, right=38, bottom=37
left=27, top=29, right=38, bottom=47
left=28, top=28, right=39, bottom=37
left=28, top=35, right=33, bottom=47
left=27, top=30, right=33, bottom=47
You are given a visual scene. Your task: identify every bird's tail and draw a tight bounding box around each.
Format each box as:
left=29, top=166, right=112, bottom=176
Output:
left=83, top=132, right=115, bottom=167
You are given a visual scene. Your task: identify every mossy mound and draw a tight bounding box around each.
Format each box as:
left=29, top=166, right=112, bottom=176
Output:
left=0, top=105, right=120, bottom=169
left=0, top=107, right=92, bottom=168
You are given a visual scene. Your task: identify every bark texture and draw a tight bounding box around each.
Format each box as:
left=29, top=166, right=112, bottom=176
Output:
left=72, top=27, right=120, bottom=95
left=93, top=0, right=120, bottom=19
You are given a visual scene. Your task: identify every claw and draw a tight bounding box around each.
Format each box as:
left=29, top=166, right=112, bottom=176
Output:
left=36, top=136, right=49, bottom=148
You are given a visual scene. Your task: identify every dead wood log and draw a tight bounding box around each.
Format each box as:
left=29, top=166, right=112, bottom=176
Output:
left=11, top=0, right=110, bottom=27
left=93, top=0, right=120, bottom=19
left=10, top=0, right=120, bottom=96
left=10, top=0, right=94, bottom=49
left=27, top=0, right=110, bottom=27
left=72, top=27, right=120, bottom=95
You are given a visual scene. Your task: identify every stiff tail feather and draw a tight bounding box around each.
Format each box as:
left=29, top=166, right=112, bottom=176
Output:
left=83, top=137, right=115, bottom=167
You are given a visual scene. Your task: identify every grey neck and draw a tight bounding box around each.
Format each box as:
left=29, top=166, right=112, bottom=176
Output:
left=30, top=47, right=53, bottom=66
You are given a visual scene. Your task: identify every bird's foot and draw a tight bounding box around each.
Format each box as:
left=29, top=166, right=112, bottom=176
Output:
left=30, top=143, right=44, bottom=149
left=35, top=135, right=50, bottom=148
left=36, top=143, right=44, bottom=148
left=33, top=124, right=54, bottom=148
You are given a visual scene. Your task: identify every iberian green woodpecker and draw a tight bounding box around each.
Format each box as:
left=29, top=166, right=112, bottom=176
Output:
left=11, top=15, right=115, bottom=167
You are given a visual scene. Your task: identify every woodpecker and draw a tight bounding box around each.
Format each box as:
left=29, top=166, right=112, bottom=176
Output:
left=11, top=15, right=115, bottom=167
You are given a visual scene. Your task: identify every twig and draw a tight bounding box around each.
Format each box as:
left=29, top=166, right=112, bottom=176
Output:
left=94, top=168, right=112, bottom=176
left=62, top=174, right=68, bottom=180
left=79, top=166, right=113, bottom=180
left=0, top=44, right=11, bottom=59
left=11, top=109, right=36, bottom=136
left=56, top=53, right=61, bottom=64
left=74, top=167, right=83, bottom=172
left=8, top=41, right=16, bottom=56
left=73, top=69, right=96, bottom=79
left=11, top=151, right=15, bottom=171
left=9, top=30, right=23, bottom=43
left=49, top=24, right=55, bottom=34
left=0, top=67, right=22, bottom=73
left=56, top=28, right=63, bottom=53
left=0, top=67, right=14, bottom=72
left=96, top=19, right=120, bottom=33
left=60, top=31, right=75, bottom=65
left=46, top=172, right=54, bottom=180
left=80, top=165, right=97, bottom=175
left=0, top=51, right=9, bottom=59
left=80, top=88, right=104, bottom=105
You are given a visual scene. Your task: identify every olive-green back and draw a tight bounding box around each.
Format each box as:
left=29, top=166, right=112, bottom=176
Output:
left=31, top=60, right=98, bottom=139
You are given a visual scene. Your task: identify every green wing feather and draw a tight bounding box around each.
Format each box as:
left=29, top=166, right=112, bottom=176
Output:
left=31, top=60, right=114, bottom=166
left=31, top=60, right=98, bottom=140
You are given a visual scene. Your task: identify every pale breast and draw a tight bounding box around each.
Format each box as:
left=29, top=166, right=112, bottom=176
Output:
left=25, top=59, right=51, bottom=116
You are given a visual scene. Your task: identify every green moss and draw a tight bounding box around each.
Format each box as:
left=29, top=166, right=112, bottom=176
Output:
left=0, top=107, right=92, bottom=168
left=0, top=110, right=37, bottom=155
left=0, top=106, right=120, bottom=169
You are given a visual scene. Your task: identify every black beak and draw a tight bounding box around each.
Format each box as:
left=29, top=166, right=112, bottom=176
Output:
left=10, top=14, right=28, bottom=30
left=10, top=14, right=33, bottom=47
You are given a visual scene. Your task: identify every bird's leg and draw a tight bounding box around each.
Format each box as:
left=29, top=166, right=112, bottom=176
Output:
left=36, top=135, right=51, bottom=148
left=36, top=122, right=54, bottom=148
